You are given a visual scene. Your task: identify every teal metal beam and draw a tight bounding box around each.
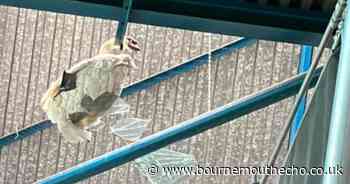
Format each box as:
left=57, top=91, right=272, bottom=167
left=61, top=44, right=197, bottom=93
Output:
left=0, top=120, right=53, bottom=150
left=0, top=38, right=255, bottom=149
left=37, top=67, right=323, bottom=184
left=290, top=45, right=313, bottom=144
left=0, top=0, right=331, bottom=45
left=121, top=38, right=256, bottom=96
left=323, top=1, right=349, bottom=183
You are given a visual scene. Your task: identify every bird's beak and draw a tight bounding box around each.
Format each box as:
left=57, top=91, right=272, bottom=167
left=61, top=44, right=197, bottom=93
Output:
left=127, top=37, right=141, bottom=52
left=128, top=42, right=140, bottom=52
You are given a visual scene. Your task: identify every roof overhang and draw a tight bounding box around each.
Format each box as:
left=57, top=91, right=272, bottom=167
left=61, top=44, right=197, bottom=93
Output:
left=1, top=0, right=332, bottom=45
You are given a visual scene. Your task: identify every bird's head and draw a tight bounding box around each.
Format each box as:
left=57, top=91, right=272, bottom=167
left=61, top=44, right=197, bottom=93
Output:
left=99, top=36, right=140, bottom=55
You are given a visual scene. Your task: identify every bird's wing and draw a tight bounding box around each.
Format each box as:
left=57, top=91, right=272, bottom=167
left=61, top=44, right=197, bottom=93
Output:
left=81, top=92, right=118, bottom=115
left=67, top=54, right=124, bottom=74
left=66, top=57, right=97, bottom=74
left=92, top=54, right=124, bottom=66
left=42, top=94, right=92, bottom=143
left=72, top=54, right=123, bottom=99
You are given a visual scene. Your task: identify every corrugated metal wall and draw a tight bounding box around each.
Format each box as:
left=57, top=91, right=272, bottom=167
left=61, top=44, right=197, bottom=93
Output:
left=0, top=6, right=330, bottom=184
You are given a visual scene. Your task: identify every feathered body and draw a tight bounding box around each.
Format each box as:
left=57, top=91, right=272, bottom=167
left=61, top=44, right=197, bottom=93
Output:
left=41, top=38, right=139, bottom=143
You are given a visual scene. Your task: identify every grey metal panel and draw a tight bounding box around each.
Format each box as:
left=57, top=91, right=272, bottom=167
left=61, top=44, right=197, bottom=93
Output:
left=280, top=48, right=339, bottom=184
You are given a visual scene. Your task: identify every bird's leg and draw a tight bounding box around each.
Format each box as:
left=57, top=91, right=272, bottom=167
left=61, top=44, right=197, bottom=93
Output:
left=126, top=36, right=141, bottom=51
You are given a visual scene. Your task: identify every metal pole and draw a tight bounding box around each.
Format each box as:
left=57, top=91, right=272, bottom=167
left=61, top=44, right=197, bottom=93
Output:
left=323, top=4, right=349, bottom=184
left=36, top=68, right=322, bottom=184
left=115, top=0, right=133, bottom=45
left=121, top=38, right=256, bottom=96
left=289, top=45, right=312, bottom=145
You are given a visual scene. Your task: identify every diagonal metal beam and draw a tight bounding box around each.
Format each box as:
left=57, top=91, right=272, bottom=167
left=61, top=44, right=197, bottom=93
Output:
left=121, top=38, right=256, bottom=96
left=290, top=45, right=313, bottom=145
left=0, top=38, right=255, bottom=149
left=37, top=66, right=323, bottom=184
left=0, top=120, right=54, bottom=149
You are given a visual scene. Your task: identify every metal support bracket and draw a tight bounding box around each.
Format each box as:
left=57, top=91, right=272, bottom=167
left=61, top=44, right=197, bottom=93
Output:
left=115, top=0, right=133, bottom=46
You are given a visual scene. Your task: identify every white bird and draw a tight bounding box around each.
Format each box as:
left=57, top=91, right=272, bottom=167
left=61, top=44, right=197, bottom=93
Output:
left=41, top=37, right=140, bottom=143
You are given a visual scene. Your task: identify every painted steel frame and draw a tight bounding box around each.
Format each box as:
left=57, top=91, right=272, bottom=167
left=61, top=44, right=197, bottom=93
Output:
left=0, top=0, right=331, bottom=45
left=290, top=45, right=313, bottom=144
